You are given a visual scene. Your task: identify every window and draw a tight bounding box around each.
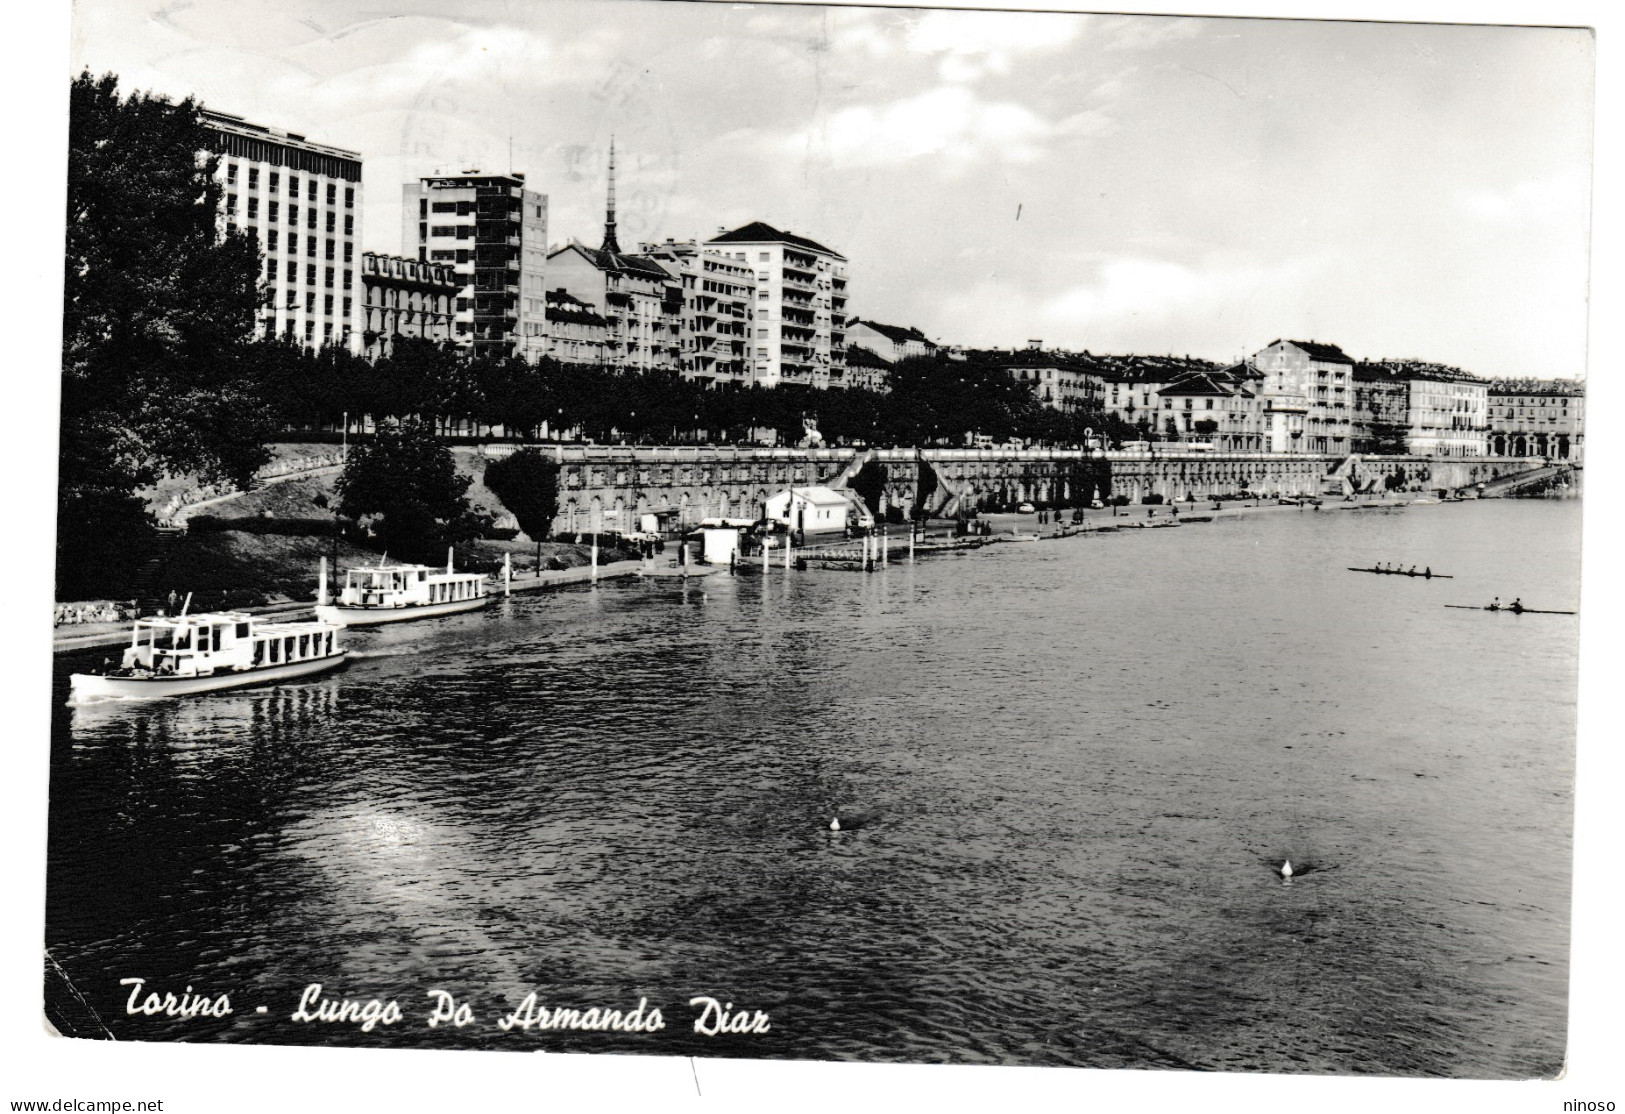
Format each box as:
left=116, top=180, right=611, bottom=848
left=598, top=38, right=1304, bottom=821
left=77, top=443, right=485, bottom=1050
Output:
left=325, top=212, right=336, bottom=233
left=306, top=208, right=317, bottom=229
left=343, top=242, right=353, bottom=263
left=286, top=261, right=298, bottom=282
left=325, top=267, right=335, bottom=288
left=226, top=191, right=238, bottom=212
left=267, top=230, right=278, bottom=252
left=285, top=290, right=298, bottom=309
left=270, top=171, right=280, bottom=191
left=268, top=200, right=279, bottom=222
left=289, top=204, right=298, bottom=225
left=247, top=197, right=258, bottom=219
left=344, top=215, right=354, bottom=236
left=342, top=269, right=352, bottom=290
left=430, top=250, right=455, bottom=262
left=456, top=297, right=469, bottom=312
left=325, top=239, right=335, bottom=260
left=759, top=252, right=769, bottom=261
left=323, top=322, right=333, bottom=340
left=326, top=183, right=336, bottom=205
left=306, top=264, right=317, bottom=285
left=289, top=176, right=299, bottom=196
left=266, top=257, right=277, bottom=280
left=432, top=202, right=457, bottom=213
left=307, top=235, right=317, bottom=257
left=324, top=295, right=334, bottom=315
left=304, top=321, right=315, bottom=341
left=307, top=180, right=317, bottom=201
left=342, top=297, right=351, bottom=318
left=248, top=167, right=259, bottom=189
left=305, top=291, right=316, bottom=313
left=226, top=163, right=238, bottom=184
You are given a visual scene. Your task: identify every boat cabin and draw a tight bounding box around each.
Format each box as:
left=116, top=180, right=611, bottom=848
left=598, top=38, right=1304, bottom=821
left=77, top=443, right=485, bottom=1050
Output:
left=335, top=564, right=485, bottom=608
left=121, top=613, right=340, bottom=677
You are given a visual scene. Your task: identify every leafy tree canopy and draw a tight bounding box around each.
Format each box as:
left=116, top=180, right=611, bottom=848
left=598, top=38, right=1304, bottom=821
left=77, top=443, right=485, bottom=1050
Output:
left=334, top=421, right=482, bottom=558
left=483, top=448, right=560, bottom=541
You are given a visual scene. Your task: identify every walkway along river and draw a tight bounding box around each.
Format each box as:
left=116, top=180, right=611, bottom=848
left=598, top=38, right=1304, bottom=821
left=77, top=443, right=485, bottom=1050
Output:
left=45, top=498, right=1579, bottom=1077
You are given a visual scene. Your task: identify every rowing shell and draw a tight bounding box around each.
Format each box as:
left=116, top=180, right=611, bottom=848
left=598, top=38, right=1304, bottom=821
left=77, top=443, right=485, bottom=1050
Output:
left=1443, top=605, right=1576, bottom=615
left=1347, top=568, right=1453, bottom=578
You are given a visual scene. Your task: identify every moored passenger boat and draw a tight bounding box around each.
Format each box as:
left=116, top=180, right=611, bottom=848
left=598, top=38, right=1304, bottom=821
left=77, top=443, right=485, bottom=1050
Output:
left=69, top=611, right=348, bottom=702
left=314, top=551, right=489, bottom=626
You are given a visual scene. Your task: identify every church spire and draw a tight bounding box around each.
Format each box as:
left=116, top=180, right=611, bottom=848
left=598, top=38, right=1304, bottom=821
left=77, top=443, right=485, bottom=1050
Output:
left=601, top=136, right=621, bottom=254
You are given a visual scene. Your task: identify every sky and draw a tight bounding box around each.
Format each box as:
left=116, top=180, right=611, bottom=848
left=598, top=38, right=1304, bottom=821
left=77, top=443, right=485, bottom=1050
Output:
left=66, top=0, right=1593, bottom=380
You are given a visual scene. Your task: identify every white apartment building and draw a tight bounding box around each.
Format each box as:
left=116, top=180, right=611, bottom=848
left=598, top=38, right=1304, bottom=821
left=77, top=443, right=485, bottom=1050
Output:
left=705, top=222, right=849, bottom=388
left=1251, top=340, right=1357, bottom=455
left=640, top=240, right=756, bottom=384
left=204, top=109, right=362, bottom=351
left=401, top=172, right=548, bottom=360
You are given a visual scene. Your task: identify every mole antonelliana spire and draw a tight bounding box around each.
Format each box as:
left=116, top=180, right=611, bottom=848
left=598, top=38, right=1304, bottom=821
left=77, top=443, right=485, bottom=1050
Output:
left=601, top=136, right=621, bottom=255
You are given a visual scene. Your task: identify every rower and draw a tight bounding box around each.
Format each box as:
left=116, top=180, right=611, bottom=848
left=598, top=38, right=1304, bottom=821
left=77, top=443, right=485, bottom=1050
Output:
left=1489, top=596, right=1501, bottom=612
left=1424, top=567, right=1432, bottom=579
left=1510, top=598, right=1524, bottom=614
left=1408, top=565, right=1417, bottom=575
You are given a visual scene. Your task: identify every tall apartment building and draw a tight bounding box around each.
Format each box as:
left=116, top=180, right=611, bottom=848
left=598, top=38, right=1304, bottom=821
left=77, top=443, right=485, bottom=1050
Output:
left=705, top=222, right=849, bottom=388
left=401, top=172, right=548, bottom=359
left=360, top=252, right=460, bottom=361
left=640, top=239, right=755, bottom=384
left=203, top=109, right=362, bottom=351
left=1251, top=340, right=1357, bottom=455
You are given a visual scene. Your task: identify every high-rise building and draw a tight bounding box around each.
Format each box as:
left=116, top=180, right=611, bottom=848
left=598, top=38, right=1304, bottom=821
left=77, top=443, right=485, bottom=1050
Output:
left=705, top=222, right=849, bottom=388
left=402, top=172, right=548, bottom=359
left=546, top=143, right=684, bottom=373
left=203, top=109, right=362, bottom=351
left=640, top=239, right=755, bottom=384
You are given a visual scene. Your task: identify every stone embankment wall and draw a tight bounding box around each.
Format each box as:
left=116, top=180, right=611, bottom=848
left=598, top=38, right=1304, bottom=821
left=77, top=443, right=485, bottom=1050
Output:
left=466, top=444, right=1548, bottom=535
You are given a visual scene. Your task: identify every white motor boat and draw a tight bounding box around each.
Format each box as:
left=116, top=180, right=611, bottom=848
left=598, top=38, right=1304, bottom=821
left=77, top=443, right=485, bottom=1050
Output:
left=69, top=610, right=348, bottom=702
left=314, top=551, right=489, bottom=627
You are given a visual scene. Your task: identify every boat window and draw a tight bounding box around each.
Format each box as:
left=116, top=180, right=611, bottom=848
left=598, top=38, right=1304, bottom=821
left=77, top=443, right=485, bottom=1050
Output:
left=284, top=637, right=295, bottom=661
left=268, top=639, right=279, bottom=663
left=298, top=634, right=310, bottom=658
left=236, top=622, right=250, bottom=638
left=252, top=640, right=265, bottom=666
left=197, top=627, right=212, bottom=653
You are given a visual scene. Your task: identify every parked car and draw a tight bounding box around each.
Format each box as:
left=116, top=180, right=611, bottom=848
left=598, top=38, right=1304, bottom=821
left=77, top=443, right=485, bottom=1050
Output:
left=1017, top=502, right=1036, bottom=514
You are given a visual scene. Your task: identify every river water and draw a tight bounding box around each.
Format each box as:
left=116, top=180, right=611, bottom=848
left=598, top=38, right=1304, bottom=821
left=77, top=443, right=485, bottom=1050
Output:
left=45, top=499, right=1580, bottom=1078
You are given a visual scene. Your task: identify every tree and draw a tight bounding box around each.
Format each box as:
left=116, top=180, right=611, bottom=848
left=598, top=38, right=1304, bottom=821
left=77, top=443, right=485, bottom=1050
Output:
left=60, top=71, right=274, bottom=596
left=334, top=421, right=482, bottom=559
left=483, top=448, right=560, bottom=542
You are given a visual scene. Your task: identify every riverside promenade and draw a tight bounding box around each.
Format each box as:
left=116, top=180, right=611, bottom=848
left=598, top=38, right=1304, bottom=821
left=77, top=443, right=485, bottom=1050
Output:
left=51, top=559, right=647, bottom=655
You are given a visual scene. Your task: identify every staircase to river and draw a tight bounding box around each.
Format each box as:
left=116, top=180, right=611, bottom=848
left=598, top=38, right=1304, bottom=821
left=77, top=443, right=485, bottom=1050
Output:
left=130, top=525, right=186, bottom=616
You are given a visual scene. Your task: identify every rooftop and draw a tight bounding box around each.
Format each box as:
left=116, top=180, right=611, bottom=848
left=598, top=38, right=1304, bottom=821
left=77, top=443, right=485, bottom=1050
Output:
left=707, top=221, right=845, bottom=260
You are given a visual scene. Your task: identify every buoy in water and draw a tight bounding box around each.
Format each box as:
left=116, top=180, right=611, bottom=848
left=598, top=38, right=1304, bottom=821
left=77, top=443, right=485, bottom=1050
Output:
left=1280, top=860, right=1294, bottom=879
left=830, top=817, right=841, bottom=832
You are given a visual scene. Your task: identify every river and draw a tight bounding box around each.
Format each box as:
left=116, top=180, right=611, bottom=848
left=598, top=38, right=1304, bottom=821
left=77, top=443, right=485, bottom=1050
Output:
left=45, top=498, right=1580, bottom=1078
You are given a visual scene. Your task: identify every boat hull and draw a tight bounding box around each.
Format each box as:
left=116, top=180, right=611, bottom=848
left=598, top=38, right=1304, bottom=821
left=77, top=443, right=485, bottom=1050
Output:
left=70, top=650, right=349, bottom=702
left=315, top=596, right=489, bottom=626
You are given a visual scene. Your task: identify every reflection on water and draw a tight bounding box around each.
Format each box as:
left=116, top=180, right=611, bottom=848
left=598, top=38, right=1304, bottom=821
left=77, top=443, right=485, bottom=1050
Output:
left=46, top=500, right=1578, bottom=1077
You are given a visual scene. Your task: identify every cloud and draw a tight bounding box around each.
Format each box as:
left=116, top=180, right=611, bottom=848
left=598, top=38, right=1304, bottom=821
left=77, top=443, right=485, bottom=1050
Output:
left=906, top=9, right=1087, bottom=82
left=788, top=86, right=1057, bottom=169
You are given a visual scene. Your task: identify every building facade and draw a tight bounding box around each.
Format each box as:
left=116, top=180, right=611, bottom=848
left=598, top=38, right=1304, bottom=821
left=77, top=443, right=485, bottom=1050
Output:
left=847, top=320, right=937, bottom=364
left=204, top=109, right=362, bottom=351
left=705, top=222, right=849, bottom=389
left=359, top=252, right=459, bottom=360
left=640, top=240, right=756, bottom=384
left=844, top=345, right=893, bottom=393
left=1251, top=340, right=1357, bottom=455
left=1157, top=371, right=1268, bottom=451
left=1351, top=360, right=1489, bottom=457
left=546, top=243, right=683, bottom=372
left=543, top=289, right=609, bottom=366
left=401, top=172, right=548, bottom=359
left=1487, top=378, right=1582, bottom=460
